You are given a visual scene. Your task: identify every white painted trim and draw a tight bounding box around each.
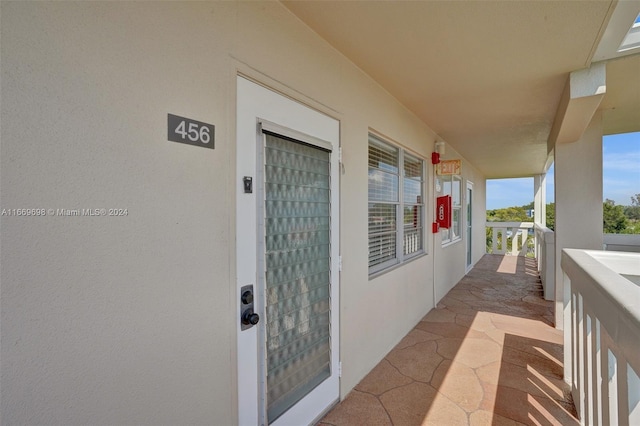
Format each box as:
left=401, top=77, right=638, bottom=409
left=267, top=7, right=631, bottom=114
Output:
left=259, top=119, right=333, bottom=152
left=593, top=1, right=640, bottom=61
left=440, top=175, right=462, bottom=245
left=236, top=76, right=340, bottom=426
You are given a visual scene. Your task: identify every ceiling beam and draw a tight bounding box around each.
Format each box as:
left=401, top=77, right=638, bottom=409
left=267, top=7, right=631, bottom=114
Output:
left=548, top=63, right=606, bottom=152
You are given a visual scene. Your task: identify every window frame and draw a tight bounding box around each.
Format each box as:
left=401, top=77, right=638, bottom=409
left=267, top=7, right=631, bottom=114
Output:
left=440, top=174, right=462, bottom=246
left=368, top=133, right=426, bottom=275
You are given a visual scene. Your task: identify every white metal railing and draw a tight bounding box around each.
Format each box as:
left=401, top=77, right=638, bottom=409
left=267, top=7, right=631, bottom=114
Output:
left=562, top=249, right=640, bottom=425
left=535, top=224, right=555, bottom=301
left=603, top=234, right=640, bottom=253
left=486, top=222, right=534, bottom=256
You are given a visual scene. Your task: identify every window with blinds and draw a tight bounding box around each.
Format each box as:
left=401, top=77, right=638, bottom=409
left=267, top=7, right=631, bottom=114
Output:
left=441, top=174, right=462, bottom=244
left=403, top=153, right=424, bottom=256
left=368, top=134, right=425, bottom=274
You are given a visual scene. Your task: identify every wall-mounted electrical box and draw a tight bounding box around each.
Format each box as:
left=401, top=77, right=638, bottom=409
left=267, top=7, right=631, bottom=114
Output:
left=436, top=195, right=452, bottom=229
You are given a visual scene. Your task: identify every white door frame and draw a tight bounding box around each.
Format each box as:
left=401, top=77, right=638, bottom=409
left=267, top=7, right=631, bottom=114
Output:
left=465, top=180, right=474, bottom=272
left=236, top=76, right=340, bottom=426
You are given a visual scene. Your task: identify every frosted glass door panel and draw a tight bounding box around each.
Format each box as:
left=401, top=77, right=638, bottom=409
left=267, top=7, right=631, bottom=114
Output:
left=263, top=133, right=331, bottom=423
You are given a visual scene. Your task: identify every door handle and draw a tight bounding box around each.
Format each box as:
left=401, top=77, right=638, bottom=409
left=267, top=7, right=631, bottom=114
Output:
left=242, top=309, right=260, bottom=326
left=240, top=285, right=259, bottom=330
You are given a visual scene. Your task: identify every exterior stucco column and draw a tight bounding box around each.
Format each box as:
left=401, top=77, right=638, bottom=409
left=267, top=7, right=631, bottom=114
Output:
left=554, top=111, right=604, bottom=331
left=534, top=173, right=546, bottom=227
left=554, top=111, right=603, bottom=385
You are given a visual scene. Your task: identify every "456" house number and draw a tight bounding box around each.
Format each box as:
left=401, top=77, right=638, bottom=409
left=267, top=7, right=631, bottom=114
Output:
left=168, top=114, right=215, bottom=149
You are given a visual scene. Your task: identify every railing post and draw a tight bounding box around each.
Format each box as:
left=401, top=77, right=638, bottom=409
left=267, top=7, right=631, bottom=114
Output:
left=501, top=230, right=507, bottom=255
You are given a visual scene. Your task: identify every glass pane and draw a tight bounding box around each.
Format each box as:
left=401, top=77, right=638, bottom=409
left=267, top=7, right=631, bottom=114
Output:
left=404, top=228, right=422, bottom=255
left=403, top=205, right=422, bottom=255
left=368, top=232, right=397, bottom=267
left=441, top=227, right=451, bottom=243
left=403, top=205, right=422, bottom=228
left=442, top=175, right=452, bottom=197
left=264, top=134, right=331, bottom=423
left=452, top=177, right=461, bottom=206
left=368, top=135, right=398, bottom=174
left=404, top=153, right=423, bottom=179
left=368, top=169, right=399, bottom=202
left=452, top=208, right=461, bottom=239
left=467, top=187, right=472, bottom=265
left=403, top=178, right=422, bottom=204
left=369, top=203, right=397, bottom=234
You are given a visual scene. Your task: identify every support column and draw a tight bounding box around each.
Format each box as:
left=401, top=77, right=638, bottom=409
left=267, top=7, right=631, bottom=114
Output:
left=549, top=63, right=606, bottom=331
left=546, top=59, right=606, bottom=387
left=555, top=112, right=604, bottom=327
left=534, top=173, right=547, bottom=227
left=555, top=112, right=604, bottom=386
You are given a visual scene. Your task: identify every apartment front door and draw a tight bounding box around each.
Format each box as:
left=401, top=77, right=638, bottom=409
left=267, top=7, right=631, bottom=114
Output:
left=236, top=76, right=340, bottom=426
left=466, top=181, right=473, bottom=271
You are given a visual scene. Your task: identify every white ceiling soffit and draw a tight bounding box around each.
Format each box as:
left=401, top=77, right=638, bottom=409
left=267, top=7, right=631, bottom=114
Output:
left=593, top=1, right=640, bottom=137
left=600, top=53, right=640, bottom=136
left=282, top=1, right=616, bottom=178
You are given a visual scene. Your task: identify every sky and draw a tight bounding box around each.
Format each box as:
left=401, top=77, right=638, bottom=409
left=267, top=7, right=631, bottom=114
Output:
left=486, top=131, right=640, bottom=210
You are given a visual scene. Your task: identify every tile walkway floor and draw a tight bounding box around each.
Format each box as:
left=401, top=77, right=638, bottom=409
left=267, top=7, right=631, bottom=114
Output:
left=318, top=254, right=579, bottom=426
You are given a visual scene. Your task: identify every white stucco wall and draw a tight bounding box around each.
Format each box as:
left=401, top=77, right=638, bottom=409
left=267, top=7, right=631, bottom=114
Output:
left=1, top=2, right=487, bottom=424
left=1, top=3, right=238, bottom=425
left=433, top=144, right=486, bottom=303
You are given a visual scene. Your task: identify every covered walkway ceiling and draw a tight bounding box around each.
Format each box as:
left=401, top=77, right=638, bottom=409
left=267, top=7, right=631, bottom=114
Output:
left=282, top=1, right=640, bottom=179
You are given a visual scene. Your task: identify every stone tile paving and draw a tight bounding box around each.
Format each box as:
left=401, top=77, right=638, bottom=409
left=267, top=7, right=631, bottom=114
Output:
left=318, top=255, right=578, bottom=426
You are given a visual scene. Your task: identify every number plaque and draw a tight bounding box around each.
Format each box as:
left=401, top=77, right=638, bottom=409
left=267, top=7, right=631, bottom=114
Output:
left=168, top=114, right=215, bottom=149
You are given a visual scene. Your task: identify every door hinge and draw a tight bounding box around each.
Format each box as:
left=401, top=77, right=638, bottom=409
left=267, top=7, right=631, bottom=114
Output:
left=338, top=146, right=343, bottom=163
left=338, top=361, right=342, bottom=378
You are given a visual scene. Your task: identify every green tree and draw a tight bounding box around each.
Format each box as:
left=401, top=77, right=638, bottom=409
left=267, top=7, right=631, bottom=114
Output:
left=624, top=194, right=640, bottom=221
left=603, top=199, right=628, bottom=234
left=546, top=202, right=555, bottom=231
left=486, top=202, right=554, bottom=229
left=486, top=206, right=529, bottom=222
left=521, top=201, right=534, bottom=211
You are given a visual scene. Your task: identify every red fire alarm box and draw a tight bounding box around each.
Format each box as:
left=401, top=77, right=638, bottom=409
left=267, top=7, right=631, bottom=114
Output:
left=436, top=195, right=452, bottom=229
